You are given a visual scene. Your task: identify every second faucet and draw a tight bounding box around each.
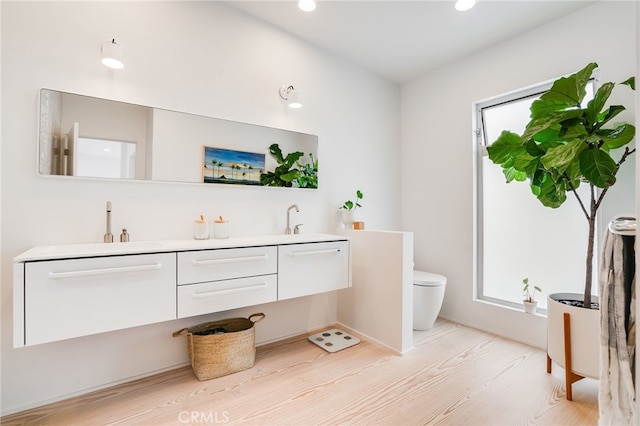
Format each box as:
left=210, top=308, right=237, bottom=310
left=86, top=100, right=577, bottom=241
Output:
left=285, top=204, right=300, bottom=235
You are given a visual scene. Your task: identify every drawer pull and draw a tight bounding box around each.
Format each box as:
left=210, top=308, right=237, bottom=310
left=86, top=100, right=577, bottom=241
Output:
left=191, top=254, right=267, bottom=266
left=48, top=263, right=162, bottom=279
left=288, top=248, right=341, bottom=257
left=193, top=283, right=268, bottom=298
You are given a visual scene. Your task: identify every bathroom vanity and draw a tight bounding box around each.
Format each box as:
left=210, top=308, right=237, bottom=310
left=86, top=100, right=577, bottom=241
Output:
left=13, top=234, right=350, bottom=347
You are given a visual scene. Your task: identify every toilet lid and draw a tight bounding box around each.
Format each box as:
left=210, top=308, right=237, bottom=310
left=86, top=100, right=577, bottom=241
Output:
left=414, top=270, right=447, bottom=287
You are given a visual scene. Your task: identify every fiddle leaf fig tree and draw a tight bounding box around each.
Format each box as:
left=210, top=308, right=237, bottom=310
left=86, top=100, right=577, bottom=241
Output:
left=260, top=143, right=304, bottom=187
left=487, top=62, right=635, bottom=309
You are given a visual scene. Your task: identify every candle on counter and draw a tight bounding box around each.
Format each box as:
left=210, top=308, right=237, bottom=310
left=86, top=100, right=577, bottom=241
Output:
left=194, top=214, right=210, bottom=240
left=213, top=215, right=229, bottom=239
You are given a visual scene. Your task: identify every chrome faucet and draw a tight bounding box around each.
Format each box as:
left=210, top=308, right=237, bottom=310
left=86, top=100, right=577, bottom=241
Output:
left=104, top=201, right=114, bottom=243
left=285, top=204, right=299, bottom=234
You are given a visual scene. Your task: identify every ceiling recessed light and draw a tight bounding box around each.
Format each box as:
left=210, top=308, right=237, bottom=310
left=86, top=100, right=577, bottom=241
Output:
left=455, top=0, right=476, bottom=12
left=298, top=0, right=316, bottom=12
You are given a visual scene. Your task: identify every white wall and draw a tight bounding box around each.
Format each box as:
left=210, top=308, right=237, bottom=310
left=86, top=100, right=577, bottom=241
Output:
left=0, top=1, right=400, bottom=414
left=337, top=229, right=414, bottom=354
left=401, top=1, right=637, bottom=350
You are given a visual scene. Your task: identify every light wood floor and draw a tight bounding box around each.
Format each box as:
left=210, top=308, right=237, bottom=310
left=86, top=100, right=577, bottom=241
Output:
left=2, top=320, right=598, bottom=425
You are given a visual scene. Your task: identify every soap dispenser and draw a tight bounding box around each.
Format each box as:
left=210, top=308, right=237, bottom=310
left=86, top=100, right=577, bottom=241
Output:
left=120, top=228, right=129, bottom=242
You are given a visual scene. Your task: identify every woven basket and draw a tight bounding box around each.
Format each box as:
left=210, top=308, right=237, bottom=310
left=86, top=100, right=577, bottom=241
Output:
left=173, top=313, right=265, bottom=381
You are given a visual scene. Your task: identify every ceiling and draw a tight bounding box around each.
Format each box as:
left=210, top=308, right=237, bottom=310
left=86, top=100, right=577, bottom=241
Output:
left=227, top=0, right=596, bottom=83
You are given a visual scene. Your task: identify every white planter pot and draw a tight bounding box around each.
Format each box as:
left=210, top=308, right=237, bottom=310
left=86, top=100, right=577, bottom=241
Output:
left=341, top=209, right=355, bottom=228
left=523, top=300, right=537, bottom=314
left=547, top=292, right=600, bottom=379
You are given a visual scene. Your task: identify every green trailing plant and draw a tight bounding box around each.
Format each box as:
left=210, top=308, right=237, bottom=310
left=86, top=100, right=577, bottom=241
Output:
left=522, top=278, right=542, bottom=303
left=487, top=63, right=635, bottom=309
left=341, top=190, right=363, bottom=210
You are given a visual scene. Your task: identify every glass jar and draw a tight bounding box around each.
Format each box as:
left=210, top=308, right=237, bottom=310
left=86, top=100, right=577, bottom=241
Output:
left=193, top=220, right=210, bottom=240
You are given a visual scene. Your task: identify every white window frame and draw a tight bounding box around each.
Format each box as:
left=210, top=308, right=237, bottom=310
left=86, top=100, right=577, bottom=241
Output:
left=473, top=75, right=597, bottom=313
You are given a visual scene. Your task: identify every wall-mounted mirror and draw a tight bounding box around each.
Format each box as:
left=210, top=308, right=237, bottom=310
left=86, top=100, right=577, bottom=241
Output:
left=39, top=89, right=318, bottom=188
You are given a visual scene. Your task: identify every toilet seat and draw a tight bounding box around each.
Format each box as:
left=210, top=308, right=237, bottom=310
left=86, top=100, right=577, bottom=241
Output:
left=414, top=270, right=447, bottom=287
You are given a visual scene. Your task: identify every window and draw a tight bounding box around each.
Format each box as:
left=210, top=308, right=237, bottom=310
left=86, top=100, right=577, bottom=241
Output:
left=474, top=79, right=595, bottom=312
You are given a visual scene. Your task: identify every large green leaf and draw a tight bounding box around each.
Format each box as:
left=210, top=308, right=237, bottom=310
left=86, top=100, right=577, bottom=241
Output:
left=279, top=170, right=301, bottom=182
left=536, top=139, right=565, bottom=153
left=572, top=62, right=599, bottom=101
left=534, top=173, right=567, bottom=208
left=530, top=169, right=547, bottom=196
left=487, top=131, right=523, bottom=166
left=558, top=119, right=588, bottom=141
left=282, top=151, right=304, bottom=168
left=579, top=149, right=617, bottom=188
left=539, top=62, right=598, bottom=106
left=524, top=139, right=546, bottom=156
left=541, top=139, right=585, bottom=171
left=563, top=160, right=583, bottom=187
left=530, top=99, right=572, bottom=120
left=522, top=110, right=583, bottom=143
left=600, top=124, right=636, bottom=150
left=529, top=128, right=561, bottom=145
left=513, top=153, right=538, bottom=175
left=503, top=166, right=527, bottom=183
left=268, top=143, right=284, bottom=163
left=585, top=82, right=613, bottom=127
left=596, top=105, right=625, bottom=129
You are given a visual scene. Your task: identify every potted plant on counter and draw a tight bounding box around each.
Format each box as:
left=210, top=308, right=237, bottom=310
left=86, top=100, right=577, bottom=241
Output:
left=487, top=62, right=635, bottom=398
left=522, top=278, right=541, bottom=314
left=339, top=190, right=363, bottom=228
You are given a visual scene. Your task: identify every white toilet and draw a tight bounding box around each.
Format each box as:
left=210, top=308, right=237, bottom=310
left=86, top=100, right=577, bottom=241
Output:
left=413, top=270, right=447, bottom=330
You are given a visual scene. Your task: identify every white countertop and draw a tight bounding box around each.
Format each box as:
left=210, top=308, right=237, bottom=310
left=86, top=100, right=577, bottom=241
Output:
left=14, top=233, right=349, bottom=262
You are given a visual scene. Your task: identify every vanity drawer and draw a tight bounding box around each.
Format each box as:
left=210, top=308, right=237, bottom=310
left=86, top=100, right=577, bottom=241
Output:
left=177, top=274, right=277, bottom=318
left=278, top=241, right=350, bottom=300
left=177, top=246, right=277, bottom=285
left=24, top=253, right=176, bottom=346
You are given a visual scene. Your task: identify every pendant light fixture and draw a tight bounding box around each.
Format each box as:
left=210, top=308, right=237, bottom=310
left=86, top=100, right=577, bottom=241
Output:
left=101, top=39, right=124, bottom=70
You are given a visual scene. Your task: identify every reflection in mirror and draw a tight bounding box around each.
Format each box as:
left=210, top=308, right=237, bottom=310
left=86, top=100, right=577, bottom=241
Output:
left=76, top=138, right=137, bottom=179
left=38, top=89, right=319, bottom=188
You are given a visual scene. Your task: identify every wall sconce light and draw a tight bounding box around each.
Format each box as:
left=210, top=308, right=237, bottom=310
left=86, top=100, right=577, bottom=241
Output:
left=298, top=0, right=317, bottom=12
left=279, top=85, right=303, bottom=109
left=101, top=39, right=124, bottom=70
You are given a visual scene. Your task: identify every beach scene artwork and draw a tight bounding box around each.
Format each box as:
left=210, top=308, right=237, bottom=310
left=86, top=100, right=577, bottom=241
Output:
left=203, top=146, right=265, bottom=185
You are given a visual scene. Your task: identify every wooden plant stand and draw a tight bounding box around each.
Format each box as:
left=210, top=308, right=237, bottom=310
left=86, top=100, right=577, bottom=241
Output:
left=546, top=312, right=585, bottom=401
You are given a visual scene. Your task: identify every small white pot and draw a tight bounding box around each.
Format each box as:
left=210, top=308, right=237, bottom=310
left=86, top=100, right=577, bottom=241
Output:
left=523, top=300, right=537, bottom=314
left=341, top=209, right=355, bottom=228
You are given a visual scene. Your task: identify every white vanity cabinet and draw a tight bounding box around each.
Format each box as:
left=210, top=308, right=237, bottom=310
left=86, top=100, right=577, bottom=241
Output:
left=177, top=247, right=278, bottom=318
left=21, top=253, right=176, bottom=346
left=13, top=234, right=350, bottom=347
left=278, top=241, right=350, bottom=300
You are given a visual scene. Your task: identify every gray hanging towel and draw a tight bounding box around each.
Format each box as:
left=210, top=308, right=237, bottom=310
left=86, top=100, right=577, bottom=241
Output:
left=598, top=229, right=635, bottom=425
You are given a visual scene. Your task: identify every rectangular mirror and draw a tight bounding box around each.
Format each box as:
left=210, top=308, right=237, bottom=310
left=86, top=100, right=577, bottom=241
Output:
left=39, top=89, right=319, bottom=188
